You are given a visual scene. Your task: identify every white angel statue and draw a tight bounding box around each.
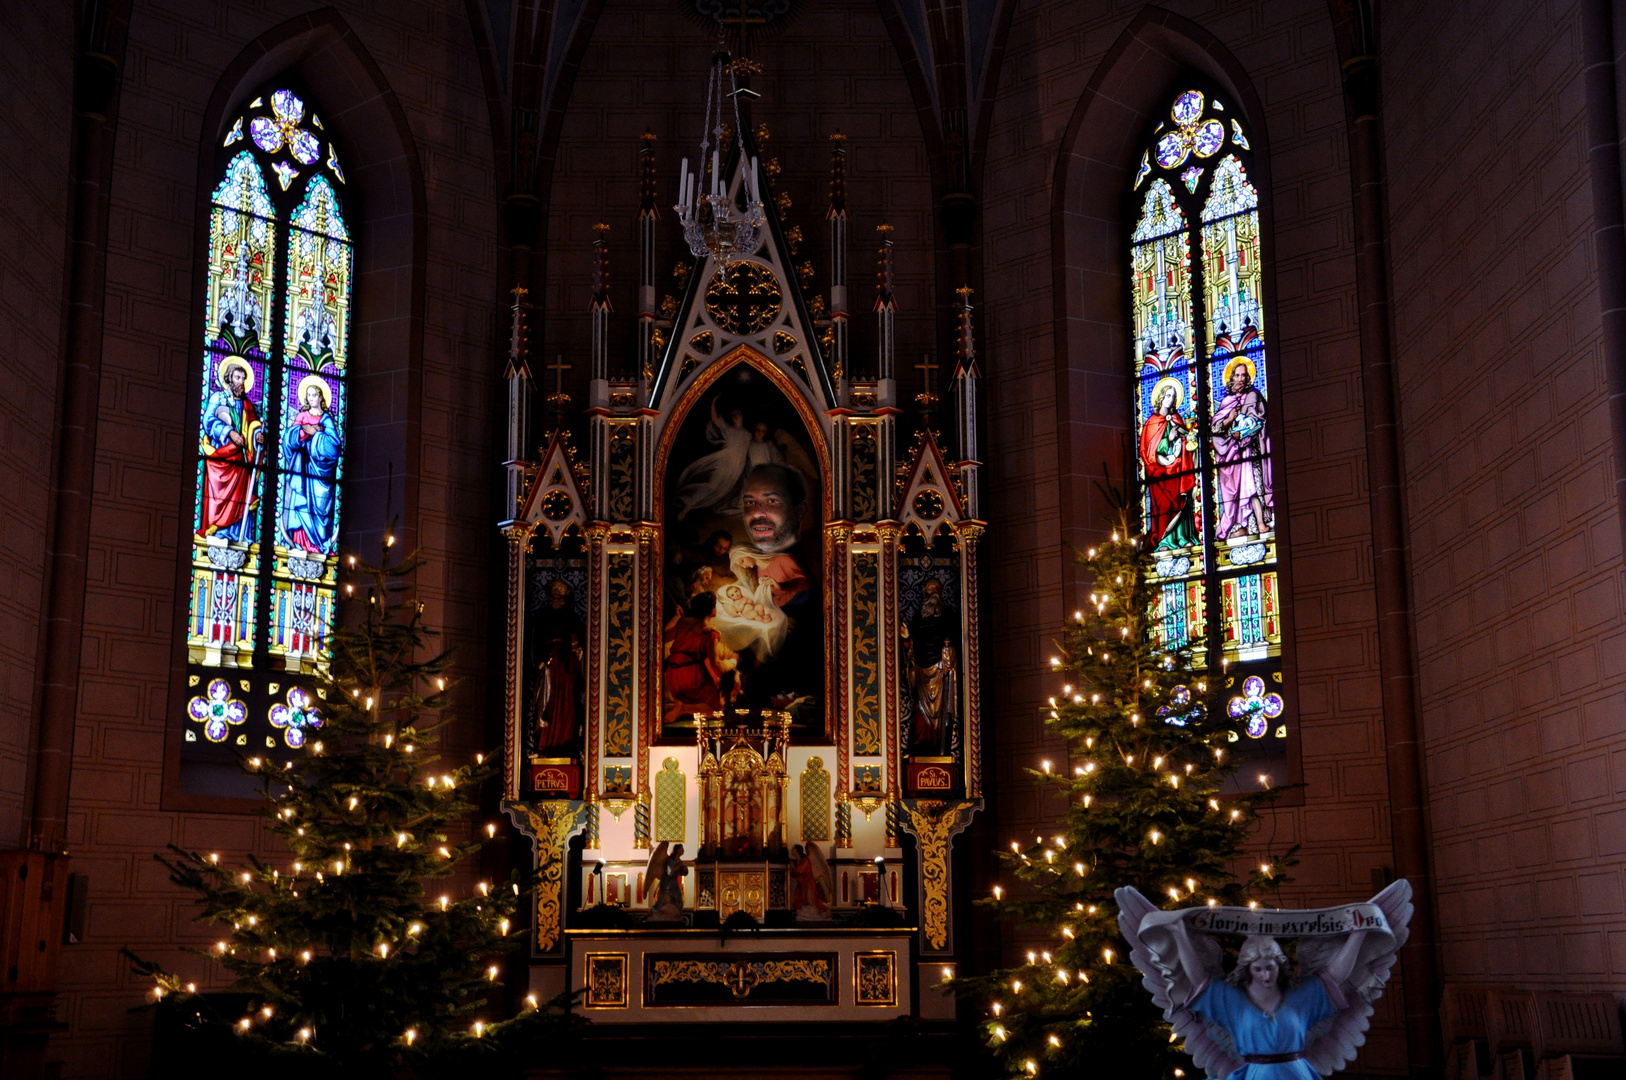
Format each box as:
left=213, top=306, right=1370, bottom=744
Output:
left=1115, top=880, right=1412, bottom=1080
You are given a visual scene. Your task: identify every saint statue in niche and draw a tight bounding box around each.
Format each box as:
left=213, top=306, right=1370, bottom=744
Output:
left=661, top=364, right=824, bottom=740
left=1139, top=376, right=1198, bottom=551
left=902, top=577, right=958, bottom=757
left=1211, top=355, right=1273, bottom=540
left=529, top=579, right=586, bottom=751
left=277, top=374, right=343, bottom=555
left=198, top=355, right=265, bottom=542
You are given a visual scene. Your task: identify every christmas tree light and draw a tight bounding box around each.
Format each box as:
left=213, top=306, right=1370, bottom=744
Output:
left=128, top=539, right=566, bottom=1072
left=958, top=504, right=1293, bottom=1077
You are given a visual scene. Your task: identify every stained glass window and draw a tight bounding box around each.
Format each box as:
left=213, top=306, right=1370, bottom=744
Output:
left=1129, top=88, right=1287, bottom=765
left=184, top=87, right=350, bottom=769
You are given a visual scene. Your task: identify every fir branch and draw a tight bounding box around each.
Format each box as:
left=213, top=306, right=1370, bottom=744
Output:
left=958, top=507, right=1296, bottom=1079
left=130, top=543, right=569, bottom=1074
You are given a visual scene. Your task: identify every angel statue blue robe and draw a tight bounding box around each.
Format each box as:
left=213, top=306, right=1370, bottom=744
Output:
left=1187, top=975, right=1345, bottom=1080
left=1115, top=881, right=1414, bottom=1080
left=278, top=406, right=342, bottom=554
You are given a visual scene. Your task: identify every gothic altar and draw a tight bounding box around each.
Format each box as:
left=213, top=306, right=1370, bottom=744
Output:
left=496, top=77, right=984, bottom=1022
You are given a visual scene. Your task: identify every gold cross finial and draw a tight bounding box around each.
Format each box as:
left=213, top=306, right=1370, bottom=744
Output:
left=547, top=354, right=572, bottom=398
left=915, top=352, right=939, bottom=395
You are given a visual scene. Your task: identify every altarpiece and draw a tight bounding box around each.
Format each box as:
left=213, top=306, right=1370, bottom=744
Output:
left=496, top=119, right=984, bottom=1022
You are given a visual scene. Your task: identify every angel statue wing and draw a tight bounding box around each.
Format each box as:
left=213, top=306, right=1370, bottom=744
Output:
left=807, top=842, right=833, bottom=900
left=644, top=842, right=669, bottom=905
left=1115, top=886, right=1242, bottom=1080
left=1296, top=878, right=1414, bottom=1076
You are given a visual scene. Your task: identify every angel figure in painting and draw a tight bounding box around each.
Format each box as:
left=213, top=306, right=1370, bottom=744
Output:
left=675, top=400, right=780, bottom=517
left=1116, top=880, right=1412, bottom=1080
left=644, top=842, right=688, bottom=921
left=787, top=843, right=833, bottom=921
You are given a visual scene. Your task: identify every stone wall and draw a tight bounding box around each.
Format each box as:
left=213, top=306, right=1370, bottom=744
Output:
left=1384, top=0, right=1626, bottom=987
left=0, top=0, right=76, bottom=850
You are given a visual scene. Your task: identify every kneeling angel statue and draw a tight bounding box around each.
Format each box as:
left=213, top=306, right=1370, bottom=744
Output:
left=1115, top=880, right=1412, bottom=1080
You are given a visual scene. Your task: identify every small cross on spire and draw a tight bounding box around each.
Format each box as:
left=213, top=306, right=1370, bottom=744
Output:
left=546, top=354, right=572, bottom=401
left=915, top=353, right=939, bottom=396
left=914, top=352, right=940, bottom=414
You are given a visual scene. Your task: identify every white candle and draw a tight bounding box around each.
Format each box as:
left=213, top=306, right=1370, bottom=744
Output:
left=752, top=157, right=760, bottom=201
left=679, top=158, right=689, bottom=202
left=712, top=150, right=720, bottom=197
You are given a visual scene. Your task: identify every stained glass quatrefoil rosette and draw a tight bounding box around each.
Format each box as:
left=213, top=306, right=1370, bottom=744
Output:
left=1227, top=675, right=1284, bottom=739
left=188, top=679, right=248, bottom=742
left=269, top=687, right=324, bottom=749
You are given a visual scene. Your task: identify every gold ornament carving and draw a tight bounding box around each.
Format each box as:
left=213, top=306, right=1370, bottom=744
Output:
left=903, top=799, right=979, bottom=951
left=705, top=262, right=782, bottom=336
left=508, top=800, right=585, bottom=953
left=853, top=951, right=897, bottom=1007
left=585, top=952, right=629, bottom=1008
left=649, top=958, right=831, bottom=998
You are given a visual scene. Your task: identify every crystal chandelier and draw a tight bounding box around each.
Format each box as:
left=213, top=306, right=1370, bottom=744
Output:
left=676, top=50, right=765, bottom=266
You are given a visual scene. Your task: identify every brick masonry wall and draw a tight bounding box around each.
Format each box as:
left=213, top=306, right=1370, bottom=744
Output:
left=540, top=0, right=936, bottom=398
left=0, top=1, right=75, bottom=849
left=1383, top=0, right=1626, bottom=987
left=50, top=2, right=498, bottom=1076
left=981, top=1, right=1405, bottom=1069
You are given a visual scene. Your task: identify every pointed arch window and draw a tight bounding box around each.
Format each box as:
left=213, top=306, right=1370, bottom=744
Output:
left=183, top=87, right=351, bottom=761
left=1129, top=88, right=1287, bottom=761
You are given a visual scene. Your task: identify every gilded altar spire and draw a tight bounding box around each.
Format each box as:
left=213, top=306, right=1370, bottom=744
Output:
left=502, top=286, right=533, bottom=524
left=874, top=223, right=895, bottom=383
left=637, top=133, right=659, bottom=382
left=590, top=222, right=611, bottom=382
left=826, top=131, right=849, bottom=382
left=953, top=285, right=981, bottom=520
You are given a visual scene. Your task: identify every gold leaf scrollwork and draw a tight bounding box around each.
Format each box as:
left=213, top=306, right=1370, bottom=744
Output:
left=854, top=951, right=896, bottom=1006
left=903, top=799, right=979, bottom=951
left=508, top=801, right=585, bottom=953
left=650, top=958, right=831, bottom=999
left=604, top=555, right=635, bottom=755
left=851, top=554, right=881, bottom=755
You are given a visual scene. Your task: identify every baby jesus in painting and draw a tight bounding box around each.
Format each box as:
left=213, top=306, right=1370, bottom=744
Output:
left=718, top=583, right=771, bottom=623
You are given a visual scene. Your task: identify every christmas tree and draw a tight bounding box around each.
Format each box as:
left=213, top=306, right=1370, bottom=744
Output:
left=962, top=505, right=1292, bottom=1078
left=132, top=541, right=552, bottom=1077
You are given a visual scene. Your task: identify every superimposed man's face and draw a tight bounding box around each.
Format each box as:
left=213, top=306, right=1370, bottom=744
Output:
left=226, top=368, right=247, bottom=397
left=741, top=473, right=801, bottom=553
